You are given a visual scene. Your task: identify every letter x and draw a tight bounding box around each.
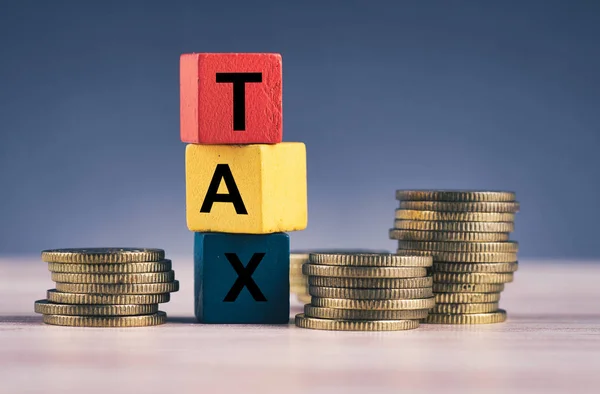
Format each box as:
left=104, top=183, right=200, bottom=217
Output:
left=223, top=253, right=267, bottom=302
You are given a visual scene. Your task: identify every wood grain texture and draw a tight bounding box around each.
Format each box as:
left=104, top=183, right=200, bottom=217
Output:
left=180, top=53, right=282, bottom=144
left=1, top=256, right=599, bottom=394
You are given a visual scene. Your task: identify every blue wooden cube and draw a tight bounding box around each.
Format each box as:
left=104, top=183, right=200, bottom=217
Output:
left=194, top=232, right=290, bottom=324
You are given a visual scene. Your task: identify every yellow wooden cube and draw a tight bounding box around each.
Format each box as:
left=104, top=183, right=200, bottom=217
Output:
left=185, top=142, right=307, bottom=233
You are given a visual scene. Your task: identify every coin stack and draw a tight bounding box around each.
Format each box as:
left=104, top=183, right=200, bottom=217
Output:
left=34, top=248, right=179, bottom=327
left=295, top=253, right=434, bottom=331
left=290, top=249, right=393, bottom=305
left=290, top=253, right=310, bottom=304
left=391, top=190, right=519, bottom=324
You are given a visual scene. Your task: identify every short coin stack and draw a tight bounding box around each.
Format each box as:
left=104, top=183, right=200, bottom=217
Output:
left=290, top=249, right=391, bottom=305
left=391, top=190, right=519, bottom=324
left=35, top=248, right=179, bottom=327
left=295, top=253, right=434, bottom=331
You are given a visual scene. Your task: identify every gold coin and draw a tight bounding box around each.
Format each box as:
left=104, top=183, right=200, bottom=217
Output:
left=399, top=201, right=520, bottom=213
left=290, top=278, right=308, bottom=285
left=34, top=300, right=158, bottom=316
left=311, top=296, right=435, bottom=310
left=43, top=312, right=168, bottom=327
left=55, top=281, right=179, bottom=294
left=432, top=262, right=518, bottom=273
left=396, top=250, right=518, bottom=263
left=295, top=314, right=420, bottom=331
left=394, top=220, right=515, bottom=233
left=432, top=302, right=499, bottom=314
left=290, top=277, right=308, bottom=284
left=435, top=292, right=501, bottom=304
left=47, top=289, right=170, bottom=304
left=309, top=253, right=432, bottom=267
left=290, top=265, right=305, bottom=273
left=395, top=209, right=516, bottom=222
left=424, top=310, right=507, bottom=324
left=390, top=229, right=510, bottom=242
left=47, top=260, right=172, bottom=274
left=395, top=190, right=516, bottom=202
left=398, top=241, right=518, bottom=253
left=433, top=272, right=514, bottom=284
left=290, top=253, right=309, bottom=262
left=51, top=271, right=175, bottom=284
left=302, top=264, right=427, bottom=278
left=296, top=293, right=311, bottom=304
left=41, top=248, right=165, bottom=263
left=433, top=283, right=505, bottom=293
left=304, top=305, right=430, bottom=320
left=308, top=286, right=433, bottom=300
left=308, top=276, right=433, bottom=289
left=290, top=285, right=308, bottom=294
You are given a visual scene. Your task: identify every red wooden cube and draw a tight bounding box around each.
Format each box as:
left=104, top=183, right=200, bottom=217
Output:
left=180, top=53, right=282, bottom=144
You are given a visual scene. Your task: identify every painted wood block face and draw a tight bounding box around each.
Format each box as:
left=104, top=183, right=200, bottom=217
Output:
left=194, top=232, right=290, bottom=324
left=180, top=53, right=282, bottom=144
left=185, top=142, right=307, bottom=234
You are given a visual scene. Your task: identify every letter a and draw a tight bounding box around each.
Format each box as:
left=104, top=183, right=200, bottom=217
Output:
left=200, top=164, right=248, bottom=214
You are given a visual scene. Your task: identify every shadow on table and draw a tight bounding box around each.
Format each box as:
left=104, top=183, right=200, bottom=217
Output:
left=167, top=315, right=294, bottom=327
left=0, top=315, right=43, bottom=324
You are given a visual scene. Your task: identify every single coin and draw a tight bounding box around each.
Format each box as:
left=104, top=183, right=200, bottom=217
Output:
left=41, top=248, right=165, bottom=264
left=290, top=253, right=310, bottom=262
left=34, top=300, right=158, bottom=316
left=46, top=289, right=170, bottom=304
left=51, top=271, right=175, bottom=284
left=394, top=220, right=515, bottom=233
left=433, top=272, right=514, bottom=284
left=55, top=281, right=180, bottom=294
left=311, top=296, right=436, bottom=310
left=290, top=285, right=309, bottom=294
left=304, top=305, right=430, bottom=320
left=424, top=310, right=507, bottom=324
left=290, top=256, right=308, bottom=270
left=290, top=278, right=308, bottom=286
left=302, top=264, right=427, bottom=278
left=42, top=311, right=168, bottom=327
left=433, top=283, right=505, bottom=293
left=308, top=286, right=433, bottom=300
left=399, top=201, right=520, bottom=213
left=295, top=314, right=420, bottom=331
left=397, top=241, right=518, bottom=253
left=47, top=260, right=172, bottom=274
left=390, top=229, right=510, bottom=242
left=395, top=209, right=516, bottom=222
left=432, top=302, right=499, bottom=314
left=435, top=292, right=501, bottom=304
left=395, top=250, right=518, bottom=263
left=309, top=253, right=432, bottom=267
left=432, top=262, right=518, bottom=273
left=291, top=250, right=390, bottom=267
left=395, top=190, right=516, bottom=202
left=308, top=276, right=433, bottom=289
left=296, top=293, right=311, bottom=304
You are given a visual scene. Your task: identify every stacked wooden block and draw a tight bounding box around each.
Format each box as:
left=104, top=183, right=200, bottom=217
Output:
left=180, top=53, right=307, bottom=323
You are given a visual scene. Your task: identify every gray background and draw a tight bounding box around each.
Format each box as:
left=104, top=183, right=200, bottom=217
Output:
left=0, top=0, right=598, bottom=259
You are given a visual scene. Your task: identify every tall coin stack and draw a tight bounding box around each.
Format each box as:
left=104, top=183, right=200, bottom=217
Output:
left=295, top=253, right=435, bottom=331
left=391, top=190, right=519, bottom=324
left=35, top=248, right=179, bottom=327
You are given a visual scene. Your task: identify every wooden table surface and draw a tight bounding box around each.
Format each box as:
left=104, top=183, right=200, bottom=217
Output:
left=1, top=256, right=599, bottom=394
